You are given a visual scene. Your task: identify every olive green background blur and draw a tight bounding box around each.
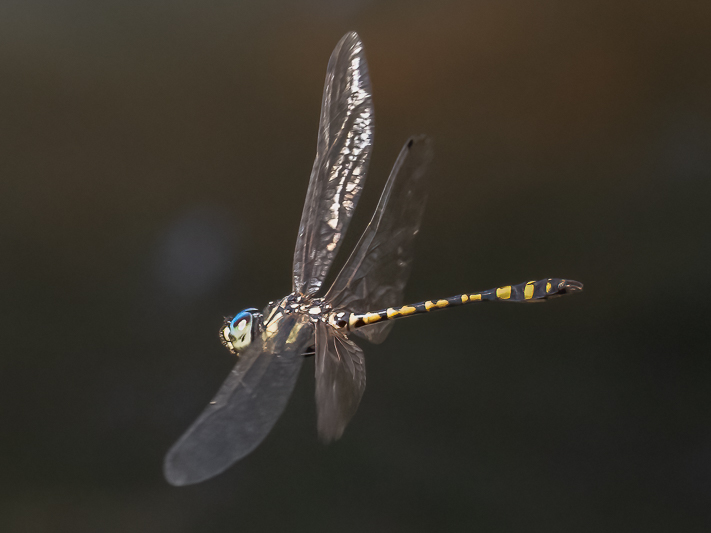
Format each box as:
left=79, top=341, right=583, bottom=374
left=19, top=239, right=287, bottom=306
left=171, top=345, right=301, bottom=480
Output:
left=1, top=1, right=710, bottom=531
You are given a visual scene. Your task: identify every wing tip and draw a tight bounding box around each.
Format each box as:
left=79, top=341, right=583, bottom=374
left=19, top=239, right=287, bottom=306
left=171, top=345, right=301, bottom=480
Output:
left=402, top=135, right=434, bottom=166
left=317, top=421, right=345, bottom=444
left=406, top=134, right=433, bottom=150
left=163, top=443, right=210, bottom=487
left=340, top=31, right=362, bottom=45
left=333, top=32, right=367, bottom=65
left=163, top=447, right=229, bottom=487
left=163, top=453, right=192, bottom=487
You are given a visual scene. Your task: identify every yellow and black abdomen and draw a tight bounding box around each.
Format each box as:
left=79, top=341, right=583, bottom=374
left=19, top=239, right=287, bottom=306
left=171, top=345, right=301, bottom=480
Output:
left=474, top=278, right=583, bottom=303
left=343, top=278, right=583, bottom=331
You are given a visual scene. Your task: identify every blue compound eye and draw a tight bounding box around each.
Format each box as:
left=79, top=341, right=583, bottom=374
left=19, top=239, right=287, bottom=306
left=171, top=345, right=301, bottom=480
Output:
left=220, top=308, right=259, bottom=355
left=231, top=313, right=251, bottom=332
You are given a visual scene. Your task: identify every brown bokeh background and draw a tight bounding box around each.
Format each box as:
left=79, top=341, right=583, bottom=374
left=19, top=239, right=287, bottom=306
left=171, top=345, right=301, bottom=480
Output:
left=1, top=1, right=710, bottom=531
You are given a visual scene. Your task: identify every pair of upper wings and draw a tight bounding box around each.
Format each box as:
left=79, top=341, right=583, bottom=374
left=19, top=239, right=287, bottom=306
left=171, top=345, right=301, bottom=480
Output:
left=296, top=32, right=432, bottom=444
left=164, top=32, right=432, bottom=486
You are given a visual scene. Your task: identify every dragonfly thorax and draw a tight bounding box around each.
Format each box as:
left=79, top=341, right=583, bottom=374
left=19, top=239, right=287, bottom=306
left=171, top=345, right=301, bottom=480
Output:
left=220, top=308, right=262, bottom=355
left=262, top=294, right=334, bottom=325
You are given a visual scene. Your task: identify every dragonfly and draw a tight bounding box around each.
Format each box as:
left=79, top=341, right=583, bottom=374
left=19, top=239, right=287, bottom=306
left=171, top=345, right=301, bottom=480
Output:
left=164, top=32, right=583, bottom=486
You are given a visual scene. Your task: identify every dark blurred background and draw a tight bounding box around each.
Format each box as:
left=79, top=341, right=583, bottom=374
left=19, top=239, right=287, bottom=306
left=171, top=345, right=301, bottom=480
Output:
left=1, top=1, right=710, bottom=531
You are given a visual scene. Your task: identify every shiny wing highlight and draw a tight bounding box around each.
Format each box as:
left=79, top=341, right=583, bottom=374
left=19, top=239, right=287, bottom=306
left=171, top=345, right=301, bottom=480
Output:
left=326, top=136, right=432, bottom=343
left=164, top=314, right=313, bottom=486
left=293, top=32, right=374, bottom=297
left=314, top=321, right=366, bottom=442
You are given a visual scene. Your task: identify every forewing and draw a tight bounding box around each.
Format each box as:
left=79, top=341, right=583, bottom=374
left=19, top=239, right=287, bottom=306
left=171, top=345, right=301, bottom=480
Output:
left=164, top=314, right=313, bottom=486
left=326, top=136, right=432, bottom=343
left=314, top=321, right=366, bottom=442
left=293, top=32, right=374, bottom=297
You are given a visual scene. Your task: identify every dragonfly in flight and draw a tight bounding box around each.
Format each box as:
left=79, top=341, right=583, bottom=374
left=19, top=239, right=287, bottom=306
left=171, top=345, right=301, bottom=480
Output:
left=164, top=32, right=583, bottom=486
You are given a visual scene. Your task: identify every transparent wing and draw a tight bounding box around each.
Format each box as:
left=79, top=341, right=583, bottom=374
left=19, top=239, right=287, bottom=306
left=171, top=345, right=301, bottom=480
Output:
left=326, top=136, right=433, bottom=343
left=314, top=321, right=366, bottom=442
left=164, top=314, right=313, bottom=486
left=293, top=32, right=374, bottom=297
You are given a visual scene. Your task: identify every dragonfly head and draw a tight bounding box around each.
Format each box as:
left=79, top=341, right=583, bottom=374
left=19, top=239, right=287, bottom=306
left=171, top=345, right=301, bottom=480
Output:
left=220, top=308, right=261, bottom=355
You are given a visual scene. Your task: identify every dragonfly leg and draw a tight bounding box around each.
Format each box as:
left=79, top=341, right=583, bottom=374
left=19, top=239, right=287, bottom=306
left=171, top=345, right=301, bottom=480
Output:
left=302, top=345, right=316, bottom=358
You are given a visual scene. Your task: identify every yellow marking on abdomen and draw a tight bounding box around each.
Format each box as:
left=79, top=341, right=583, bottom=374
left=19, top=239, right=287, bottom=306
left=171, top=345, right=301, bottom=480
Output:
left=468, top=294, right=482, bottom=301
left=496, top=286, right=512, bottom=299
left=461, top=294, right=469, bottom=303
left=425, top=300, right=436, bottom=311
left=524, top=281, right=535, bottom=299
left=386, top=307, right=399, bottom=319
left=349, top=314, right=359, bottom=328
left=399, top=305, right=417, bottom=316
left=546, top=281, right=552, bottom=293
left=363, top=312, right=382, bottom=324
left=435, top=299, right=449, bottom=308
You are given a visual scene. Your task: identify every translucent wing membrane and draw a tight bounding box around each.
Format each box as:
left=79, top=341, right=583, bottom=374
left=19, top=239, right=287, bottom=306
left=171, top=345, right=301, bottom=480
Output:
left=164, top=314, right=313, bottom=486
left=314, top=321, right=366, bottom=442
left=326, top=136, right=433, bottom=343
left=293, top=32, right=374, bottom=297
